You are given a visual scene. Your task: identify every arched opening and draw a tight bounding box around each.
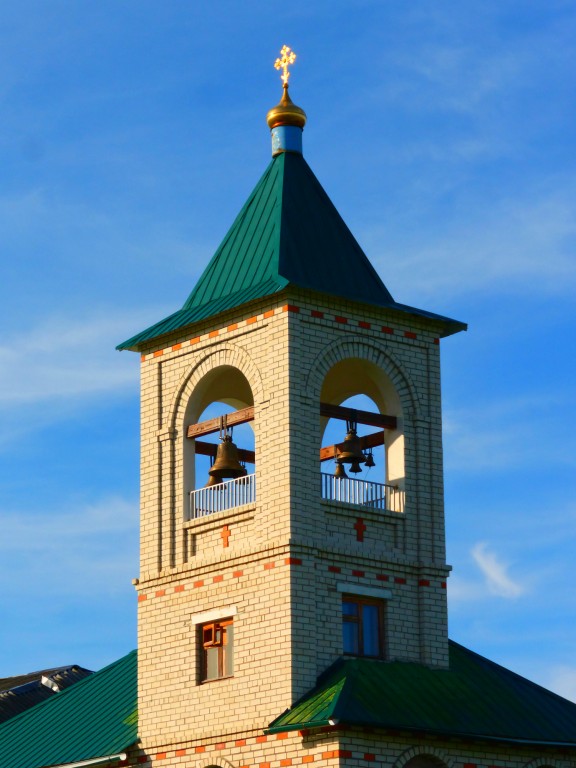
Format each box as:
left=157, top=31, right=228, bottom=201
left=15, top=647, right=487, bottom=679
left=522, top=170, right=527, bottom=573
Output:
left=319, top=358, right=404, bottom=512
left=404, top=757, right=448, bottom=768
left=183, top=365, right=255, bottom=518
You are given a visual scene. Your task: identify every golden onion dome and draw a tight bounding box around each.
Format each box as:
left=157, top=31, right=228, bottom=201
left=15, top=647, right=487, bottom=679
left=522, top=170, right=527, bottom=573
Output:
left=266, top=84, right=307, bottom=130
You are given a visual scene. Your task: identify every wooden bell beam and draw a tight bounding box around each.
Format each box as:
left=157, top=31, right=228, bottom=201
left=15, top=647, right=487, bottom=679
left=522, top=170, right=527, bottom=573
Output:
left=187, top=403, right=396, bottom=440
left=319, top=403, right=397, bottom=430
left=187, top=406, right=254, bottom=439
left=319, top=430, right=385, bottom=462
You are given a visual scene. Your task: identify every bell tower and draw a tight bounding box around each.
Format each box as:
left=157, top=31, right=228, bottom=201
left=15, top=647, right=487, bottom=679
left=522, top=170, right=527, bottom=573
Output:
left=118, top=46, right=465, bottom=763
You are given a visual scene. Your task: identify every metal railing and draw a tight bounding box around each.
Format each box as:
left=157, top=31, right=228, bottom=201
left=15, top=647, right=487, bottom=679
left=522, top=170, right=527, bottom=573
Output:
left=188, top=473, right=256, bottom=520
left=321, top=473, right=404, bottom=512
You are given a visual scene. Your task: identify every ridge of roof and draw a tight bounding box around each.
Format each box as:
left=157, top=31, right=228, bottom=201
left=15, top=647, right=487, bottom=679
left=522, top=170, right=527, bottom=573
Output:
left=0, top=651, right=137, bottom=768
left=266, top=640, right=576, bottom=747
left=118, top=152, right=465, bottom=351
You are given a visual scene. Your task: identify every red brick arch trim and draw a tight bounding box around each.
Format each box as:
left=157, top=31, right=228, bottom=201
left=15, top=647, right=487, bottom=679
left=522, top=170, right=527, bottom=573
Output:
left=304, top=336, right=422, bottom=418
left=393, top=746, right=454, bottom=768
left=168, top=343, right=266, bottom=432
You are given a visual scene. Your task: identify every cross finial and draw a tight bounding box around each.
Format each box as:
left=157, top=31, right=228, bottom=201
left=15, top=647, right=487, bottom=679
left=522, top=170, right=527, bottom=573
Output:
left=274, top=45, right=297, bottom=87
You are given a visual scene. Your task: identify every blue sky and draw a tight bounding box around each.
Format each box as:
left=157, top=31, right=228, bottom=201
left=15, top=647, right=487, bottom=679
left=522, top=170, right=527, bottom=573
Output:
left=1, top=1, right=575, bottom=700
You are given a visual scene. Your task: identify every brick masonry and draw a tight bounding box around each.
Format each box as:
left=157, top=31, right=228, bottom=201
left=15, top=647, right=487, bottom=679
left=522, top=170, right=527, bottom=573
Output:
left=135, top=286, right=572, bottom=768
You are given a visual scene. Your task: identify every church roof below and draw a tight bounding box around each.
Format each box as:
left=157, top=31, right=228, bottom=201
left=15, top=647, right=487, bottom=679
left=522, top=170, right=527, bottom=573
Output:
left=0, top=664, right=93, bottom=724
left=0, top=651, right=137, bottom=768
left=267, top=641, right=576, bottom=747
left=118, top=152, right=465, bottom=351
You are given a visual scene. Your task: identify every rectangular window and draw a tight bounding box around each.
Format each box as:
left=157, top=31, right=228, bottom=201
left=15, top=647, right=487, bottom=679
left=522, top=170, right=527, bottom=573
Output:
left=342, top=596, right=385, bottom=658
left=200, top=618, right=234, bottom=681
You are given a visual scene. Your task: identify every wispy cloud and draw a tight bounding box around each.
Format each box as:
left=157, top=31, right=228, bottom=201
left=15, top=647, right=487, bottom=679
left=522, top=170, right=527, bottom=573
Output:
left=0, top=496, right=139, bottom=597
left=0, top=311, right=150, bottom=406
left=471, top=542, right=524, bottom=598
left=369, top=182, right=576, bottom=303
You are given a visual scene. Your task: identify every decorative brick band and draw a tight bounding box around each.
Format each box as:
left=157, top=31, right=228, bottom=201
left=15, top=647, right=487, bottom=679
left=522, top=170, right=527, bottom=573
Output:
left=138, top=559, right=446, bottom=601
left=140, top=303, right=436, bottom=361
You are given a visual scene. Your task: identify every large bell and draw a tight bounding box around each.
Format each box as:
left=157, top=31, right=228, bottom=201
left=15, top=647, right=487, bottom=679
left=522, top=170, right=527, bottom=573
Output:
left=337, top=422, right=365, bottom=474
left=207, top=434, right=245, bottom=484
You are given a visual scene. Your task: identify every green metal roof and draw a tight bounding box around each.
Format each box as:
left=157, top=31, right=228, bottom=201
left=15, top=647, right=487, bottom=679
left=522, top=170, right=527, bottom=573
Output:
left=118, top=152, right=465, bottom=351
left=0, top=651, right=137, bottom=768
left=267, top=641, right=576, bottom=747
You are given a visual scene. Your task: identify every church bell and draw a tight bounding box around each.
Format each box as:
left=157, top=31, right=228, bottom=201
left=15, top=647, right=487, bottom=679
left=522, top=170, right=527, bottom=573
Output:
left=337, top=419, right=365, bottom=474
left=206, top=431, right=246, bottom=485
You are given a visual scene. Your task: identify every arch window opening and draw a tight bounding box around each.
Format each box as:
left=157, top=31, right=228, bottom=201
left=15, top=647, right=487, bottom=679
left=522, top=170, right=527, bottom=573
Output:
left=188, top=402, right=256, bottom=519
left=320, top=394, right=404, bottom=512
left=183, top=364, right=256, bottom=520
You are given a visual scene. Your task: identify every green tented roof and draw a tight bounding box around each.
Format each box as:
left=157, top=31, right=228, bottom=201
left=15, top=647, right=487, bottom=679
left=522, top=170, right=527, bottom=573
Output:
left=0, top=651, right=137, bottom=768
left=118, top=153, right=465, bottom=351
left=267, top=641, right=576, bottom=747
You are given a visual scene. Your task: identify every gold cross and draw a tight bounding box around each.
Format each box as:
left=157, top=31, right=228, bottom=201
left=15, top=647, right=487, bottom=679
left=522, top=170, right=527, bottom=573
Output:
left=274, top=45, right=297, bottom=86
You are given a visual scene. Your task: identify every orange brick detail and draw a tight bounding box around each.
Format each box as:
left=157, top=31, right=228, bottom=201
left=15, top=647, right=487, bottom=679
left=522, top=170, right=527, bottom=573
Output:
left=322, top=752, right=334, bottom=760
left=358, top=321, right=371, bottom=329
left=364, top=755, right=376, bottom=762
left=263, top=310, right=275, bottom=318
left=285, top=557, right=303, bottom=565
left=328, top=565, right=341, bottom=573
left=215, top=743, right=226, bottom=750
left=209, top=330, right=219, bottom=338
left=155, top=590, right=165, bottom=598
left=259, top=763, right=270, bottom=768
left=213, top=575, right=224, bottom=583
left=381, top=326, right=394, bottom=334
left=336, top=752, right=352, bottom=759
left=172, top=343, right=182, bottom=351
left=138, top=594, right=147, bottom=602
left=246, top=316, right=258, bottom=324
left=190, top=336, right=200, bottom=345
left=335, top=315, right=348, bottom=324
left=156, top=754, right=167, bottom=761
left=281, top=761, right=293, bottom=766
left=394, top=577, right=407, bottom=584
left=276, top=732, right=289, bottom=739
left=140, top=355, right=146, bottom=362
left=352, top=570, right=365, bottom=577
left=174, top=585, right=185, bottom=593
left=195, top=746, right=206, bottom=753
left=227, top=323, right=238, bottom=331
left=283, top=304, right=300, bottom=313
left=175, top=750, right=186, bottom=757
left=302, top=758, right=315, bottom=764
left=153, top=350, right=163, bottom=358
left=137, top=758, right=148, bottom=764
left=256, top=735, right=267, bottom=742
left=418, top=579, right=430, bottom=587
left=311, top=310, right=324, bottom=318
left=264, top=562, right=275, bottom=570
left=235, top=740, right=246, bottom=747
left=441, top=581, right=447, bottom=589
left=434, top=338, right=440, bottom=345
left=376, top=574, right=389, bottom=581
left=193, top=580, right=204, bottom=588
left=404, top=331, right=417, bottom=339
left=233, top=570, right=243, bottom=578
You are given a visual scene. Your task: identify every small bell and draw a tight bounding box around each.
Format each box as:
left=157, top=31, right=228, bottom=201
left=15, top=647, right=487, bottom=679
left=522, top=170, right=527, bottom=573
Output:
left=334, top=459, right=348, bottom=479
left=364, top=449, right=375, bottom=468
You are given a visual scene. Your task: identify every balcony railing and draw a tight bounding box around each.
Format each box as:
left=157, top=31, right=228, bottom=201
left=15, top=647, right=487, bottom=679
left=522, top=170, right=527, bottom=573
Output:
left=188, top=473, right=256, bottom=520
left=321, top=473, right=404, bottom=513
left=187, top=472, right=403, bottom=521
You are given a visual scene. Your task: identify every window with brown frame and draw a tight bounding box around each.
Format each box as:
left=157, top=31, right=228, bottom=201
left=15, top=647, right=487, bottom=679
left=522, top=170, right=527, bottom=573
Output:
left=200, top=618, right=234, bottom=681
left=342, top=595, right=385, bottom=658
